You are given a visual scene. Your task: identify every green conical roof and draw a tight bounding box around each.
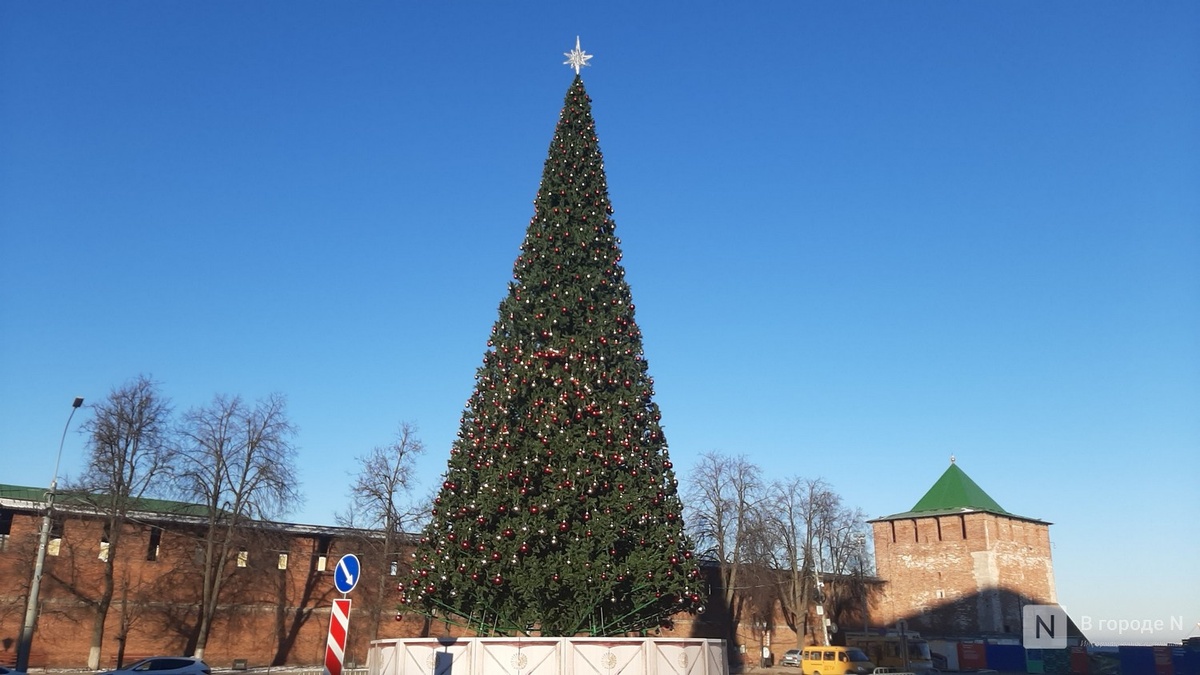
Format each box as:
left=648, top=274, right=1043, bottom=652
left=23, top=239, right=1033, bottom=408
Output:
left=910, top=462, right=1007, bottom=514
left=869, top=460, right=1049, bottom=524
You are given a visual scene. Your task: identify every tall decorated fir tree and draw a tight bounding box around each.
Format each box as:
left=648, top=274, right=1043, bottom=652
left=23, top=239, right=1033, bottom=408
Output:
left=401, top=41, right=702, bottom=636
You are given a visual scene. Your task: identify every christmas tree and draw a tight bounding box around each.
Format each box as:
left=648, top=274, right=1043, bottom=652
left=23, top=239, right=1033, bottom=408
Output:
left=400, top=43, right=702, bottom=637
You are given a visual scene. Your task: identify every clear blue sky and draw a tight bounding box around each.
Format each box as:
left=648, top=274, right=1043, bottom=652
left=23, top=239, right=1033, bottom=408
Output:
left=2, top=1, right=1197, bottom=646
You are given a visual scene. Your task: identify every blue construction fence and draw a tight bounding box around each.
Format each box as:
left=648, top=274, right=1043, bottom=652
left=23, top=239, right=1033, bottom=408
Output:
left=945, top=644, right=1200, bottom=675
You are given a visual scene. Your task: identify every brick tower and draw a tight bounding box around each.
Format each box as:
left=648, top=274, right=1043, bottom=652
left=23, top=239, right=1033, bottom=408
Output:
left=868, top=459, right=1056, bottom=638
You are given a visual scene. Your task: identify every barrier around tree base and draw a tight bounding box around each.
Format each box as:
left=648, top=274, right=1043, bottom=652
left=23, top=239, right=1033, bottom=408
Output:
left=368, top=636, right=728, bottom=675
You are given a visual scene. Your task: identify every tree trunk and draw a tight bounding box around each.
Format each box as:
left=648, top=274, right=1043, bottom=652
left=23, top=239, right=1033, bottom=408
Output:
left=88, top=525, right=120, bottom=669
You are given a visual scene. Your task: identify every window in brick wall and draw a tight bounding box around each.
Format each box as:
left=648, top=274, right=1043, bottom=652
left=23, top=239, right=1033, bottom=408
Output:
left=147, top=526, right=162, bottom=561
left=237, top=549, right=248, bottom=568
left=100, top=523, right=111, bottom=561
left=389, top=560, right=398, bottom=576
left=278, top=553, right=289, bottom=570
left=48, top=518, right=64, bottom=556
left=314, top=535, right=332, bottom=572
left=0, top=509, right=12, bottom=551
left=960, top=515, right=967, bottom=539
left=936, top=518, right=943, bottom=541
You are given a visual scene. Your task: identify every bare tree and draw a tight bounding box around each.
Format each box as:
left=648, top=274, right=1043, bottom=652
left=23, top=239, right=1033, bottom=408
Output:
left=72, top=375, right=175, bottom=669
left=819, top=505, right=873, bottom=636
left=176, top=393, right=300, bottom=660
left=336, top=422, right=426, bottom=647
left=764, top=476, right=838, bottom=645
left=684, top=452, right=768, bottom=631
left=820, top=505, right=871, bottom=576
left=682, top=456, right=877, bottom=652
left=762, top=476, right=875, bottom=646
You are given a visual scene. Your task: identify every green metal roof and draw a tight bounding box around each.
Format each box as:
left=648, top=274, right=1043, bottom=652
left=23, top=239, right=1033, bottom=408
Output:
left=0, top=483, right=397, bottom=536
left=870, top=462, right=1049, bottom=524
left=0, top=483, right=213, bottom=518
left=911, top=462, right=1008, bottom=514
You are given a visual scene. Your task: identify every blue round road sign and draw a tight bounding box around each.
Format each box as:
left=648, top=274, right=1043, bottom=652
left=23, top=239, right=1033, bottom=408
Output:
left=334, top=554, right=360, bottom=594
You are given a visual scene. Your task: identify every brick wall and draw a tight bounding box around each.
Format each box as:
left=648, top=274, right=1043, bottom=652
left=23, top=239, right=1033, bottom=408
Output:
left=871, top=512, right=1055, bottom=637
left=2, top=503, right=890, bottom=669
left=0, top=506, right=418, bottom=668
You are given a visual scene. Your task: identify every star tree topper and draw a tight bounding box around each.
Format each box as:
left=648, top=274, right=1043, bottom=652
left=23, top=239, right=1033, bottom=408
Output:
left=563, top=36, right=593, bottom=75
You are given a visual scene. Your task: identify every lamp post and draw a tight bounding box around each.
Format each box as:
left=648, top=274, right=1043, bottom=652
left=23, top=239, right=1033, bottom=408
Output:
left=16, top=396, right=84, bottom=672
left=856, top=533, right=869, bottom=634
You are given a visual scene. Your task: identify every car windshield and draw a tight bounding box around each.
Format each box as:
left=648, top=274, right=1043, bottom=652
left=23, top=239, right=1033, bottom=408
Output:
left=848, top=649, right=871, bottom=662
left=910, top=642, right=931, bottom=660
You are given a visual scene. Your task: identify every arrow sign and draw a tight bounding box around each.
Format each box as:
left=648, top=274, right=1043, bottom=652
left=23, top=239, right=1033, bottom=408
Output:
left=334, top=554, right=360, bottom=594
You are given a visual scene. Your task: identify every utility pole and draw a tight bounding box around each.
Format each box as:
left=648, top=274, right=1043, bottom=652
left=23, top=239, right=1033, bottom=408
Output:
left=17, top=396, right=84, bottom=671
left=813, top=563, right=830, bottom=646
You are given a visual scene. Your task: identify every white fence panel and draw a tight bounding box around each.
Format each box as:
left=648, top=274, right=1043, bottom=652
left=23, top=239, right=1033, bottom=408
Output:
left=368, top=637, right=726, bottom=675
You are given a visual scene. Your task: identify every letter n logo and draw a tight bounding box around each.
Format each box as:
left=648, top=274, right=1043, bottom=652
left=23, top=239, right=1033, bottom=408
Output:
left=1023, top=605, right=1068, bottom=648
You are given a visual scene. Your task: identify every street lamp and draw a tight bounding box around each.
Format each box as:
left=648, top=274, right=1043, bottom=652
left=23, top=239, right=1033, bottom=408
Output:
left=16, top=396, right=84, bottom=671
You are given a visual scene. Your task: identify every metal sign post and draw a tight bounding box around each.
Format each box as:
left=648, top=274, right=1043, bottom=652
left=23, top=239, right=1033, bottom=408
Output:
left=323, top=599, right=352, bottom=675
left=323, top=555, right=360, bottom=675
